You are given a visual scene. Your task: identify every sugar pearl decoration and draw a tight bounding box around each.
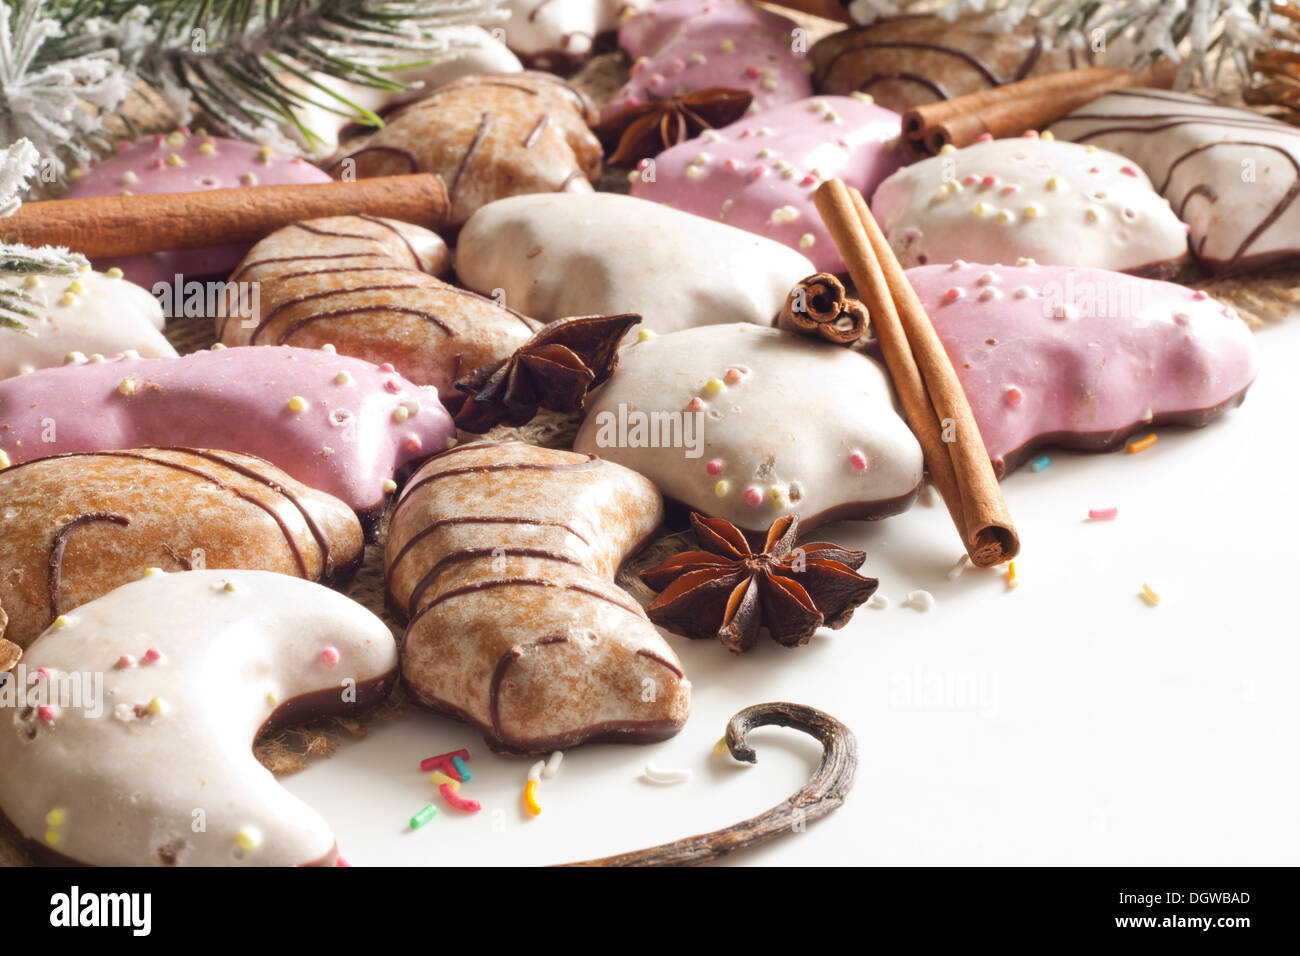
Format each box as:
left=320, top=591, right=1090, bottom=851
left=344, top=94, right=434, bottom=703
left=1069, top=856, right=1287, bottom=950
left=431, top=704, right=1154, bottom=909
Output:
left=849, top=450, right=868, bottom=471
left=706, top=459, right=724, bottom=475
left=286, top=396, right=307, bottom=413
left=714, top=480, right=731, bottom=497
left=320, top=646, right=341, bottom=667
left=742, top=486, right=763, bottom=507
left=1004, top=386, right=1024, bottom=407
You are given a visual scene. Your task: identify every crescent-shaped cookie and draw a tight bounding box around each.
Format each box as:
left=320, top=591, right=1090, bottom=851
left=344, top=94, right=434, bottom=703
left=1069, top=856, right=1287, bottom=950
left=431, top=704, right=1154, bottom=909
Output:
left=1049, top=89, right=1300, bottom=275
left=810, top=11, right=1087, bottom=112
left=0, top=346, right=454, bottom=521
left=2, top=267, right=174, bottom=380
left=386, top=440, right=690, bottom=755
left=572, top=323, right=924, bottom=533
left=870, top=137, right=1191, bottom=276
left=224, top=216, right=538, bottom=399
left=0, top=448, right=364, bottom=649
left=456, top=192, right=814, bottom=338
left=0, top=569, right=398, bottom=866
left=911, top=261, right=1259, bottom=475
left=333, top=72, right=602, bottom=227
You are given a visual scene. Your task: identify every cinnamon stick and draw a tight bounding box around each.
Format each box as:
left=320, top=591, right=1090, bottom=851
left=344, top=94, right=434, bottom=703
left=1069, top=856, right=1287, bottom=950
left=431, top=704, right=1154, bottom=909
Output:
left=813, top=179, right=1018, bottom=567
left=902, top=64, right=1178, bottom=157
left=760, top=0, right=853, bottom=24
left=0, top=174, right=449, bottom=258
left=777, top=272, right=869, bottom=345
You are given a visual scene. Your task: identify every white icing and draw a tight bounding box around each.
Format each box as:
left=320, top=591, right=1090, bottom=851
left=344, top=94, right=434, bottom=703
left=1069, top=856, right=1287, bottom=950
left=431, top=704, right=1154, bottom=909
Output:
left=870, top=138, right=1189, bottom=273
left=456, top=193, right=814, bottom=340
left=1, top=270, right=173, bottom=379
left=0, top=570, right=397, bottom=866
left=573, top=324, right=923, bottom=532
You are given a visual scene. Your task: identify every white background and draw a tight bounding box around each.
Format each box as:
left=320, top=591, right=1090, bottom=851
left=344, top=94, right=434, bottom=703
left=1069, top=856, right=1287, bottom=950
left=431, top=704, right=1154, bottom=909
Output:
left=285, top=310, right=1300, bottom=866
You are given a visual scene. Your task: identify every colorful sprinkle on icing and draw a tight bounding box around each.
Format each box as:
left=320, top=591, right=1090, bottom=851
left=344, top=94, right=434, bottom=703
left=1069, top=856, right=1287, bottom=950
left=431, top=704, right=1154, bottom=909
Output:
left=286, top=396, right=307, bottom=413
left=320, top=646, right=340, bottom=667
left=849, top=450, right=868, bottom=471
left=743, top=486, right=763, bottom=507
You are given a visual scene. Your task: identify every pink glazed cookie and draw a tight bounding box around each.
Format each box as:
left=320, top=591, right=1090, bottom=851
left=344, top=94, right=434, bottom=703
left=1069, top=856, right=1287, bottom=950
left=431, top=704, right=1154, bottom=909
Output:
left=64, top=131, right=331, bottom=289
left=871, top=136, right=1190, bottom=275
left=0, top=569, right=398, bottom=867
left=0, top=346, right=453, bottom=520
left=600, top=0, right=812, bottom=125
left=911, top=261, right=1258, bottom=476
left=631, top=95, right=907, bottom=272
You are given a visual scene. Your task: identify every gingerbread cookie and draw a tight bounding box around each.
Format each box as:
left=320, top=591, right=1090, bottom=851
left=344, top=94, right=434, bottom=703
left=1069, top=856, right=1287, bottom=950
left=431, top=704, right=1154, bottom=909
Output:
left=0, top=346, right=453, bottom=521
left=870, top=136, right=1190, bottom=275
left=290, top=26, right=524, bottom=153
left=572, top=323, right=924, bottom=533
left=1049, top=89, right=1300, bottom=274
left=811, top=11, right=1087, bottom=113
left=501, top=0, right=649, bottom=72
left=0, top=448, right=364, bottom=649
left=911, top=260, right=1259, bottom=476
left=0, top=569, right=398, bottom=866
left=225, top=216, right=538, bottom=400
left=456, top=192, right=814, bottom=338
left=601, top=0, right=811, bottom=125
left=2, top=266, right=174, bottom=380
left=332, top=72, right=602, bottom=228
left=63, top=130, right=332, bottom=289
left=631, top=95, right=907, bottom=272
left=387, top=440, right=690, bottom=754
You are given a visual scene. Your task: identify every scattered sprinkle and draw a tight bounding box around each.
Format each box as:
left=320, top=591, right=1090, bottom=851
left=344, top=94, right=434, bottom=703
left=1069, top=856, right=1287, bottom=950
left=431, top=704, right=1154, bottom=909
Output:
left=286, top=396, right=307, bottom=413
left=947, top=556, right=970, bottom=581
left=1140, top=582, right=1161, bottom=606
left=523, top=779, right=542, bottom=816
left=543, top=751, right=563, bottom=779
left=1030, top=455, right=1050, bottom=472
left=1005, top=562, right=1018, bottom=590
left=641, top=763, right=692, bottom=786
left=1087, top=507, right=1119, bottom=521
left=451, top=755, right=471, bottom=782
left=1127, top=433, right=1157, bottom=454
left=903, top=590, right=934, bottom=612
left=440, top=783, right=481, bottom=813
left=410, top=804, right=438, bottom=829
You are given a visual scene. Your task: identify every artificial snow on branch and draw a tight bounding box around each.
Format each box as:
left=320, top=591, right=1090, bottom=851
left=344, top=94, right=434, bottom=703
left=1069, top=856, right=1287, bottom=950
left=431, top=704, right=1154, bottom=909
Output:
left=0, top=1, right=131, bottom=193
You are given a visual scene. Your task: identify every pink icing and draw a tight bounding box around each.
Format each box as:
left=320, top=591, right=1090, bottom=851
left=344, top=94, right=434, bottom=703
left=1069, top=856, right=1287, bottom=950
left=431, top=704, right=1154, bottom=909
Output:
left=64, top=132, right=330, bottom=288
left=602, top=0, right=811, bottom=123
left=909, top=262, right=1258, bottom=475
left=631, top=96, right=906, bottom=272
left=0, top=346, right=453, bottom=514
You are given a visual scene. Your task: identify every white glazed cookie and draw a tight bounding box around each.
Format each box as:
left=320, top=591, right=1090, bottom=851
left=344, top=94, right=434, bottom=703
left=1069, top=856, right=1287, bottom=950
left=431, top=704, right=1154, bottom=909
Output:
left=1, top=269, right=173, bottom=380
left=455, top=192, right=815, bottom=339
left=1049, top=89, right=1300, bottom=275
left=870, top=136, right=1190, bottom=275
left=501, top=0, right=648, bottom=69
left=573, top=324, right=924, bottom=533
left=0, top=569, right=398, bottom=867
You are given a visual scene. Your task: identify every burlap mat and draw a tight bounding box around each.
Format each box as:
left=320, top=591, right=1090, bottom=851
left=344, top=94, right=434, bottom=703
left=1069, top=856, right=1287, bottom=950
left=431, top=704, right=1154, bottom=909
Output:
left=2, top=13, right=1295, bottom=865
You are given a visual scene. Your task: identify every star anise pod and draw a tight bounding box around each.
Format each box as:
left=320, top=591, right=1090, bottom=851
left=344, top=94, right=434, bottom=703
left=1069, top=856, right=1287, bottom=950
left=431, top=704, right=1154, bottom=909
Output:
left=454, top=313, right=641, bottom=433
left=640, top=513, right=879, bottom=654
left=594, top=87, right=754, bottom=166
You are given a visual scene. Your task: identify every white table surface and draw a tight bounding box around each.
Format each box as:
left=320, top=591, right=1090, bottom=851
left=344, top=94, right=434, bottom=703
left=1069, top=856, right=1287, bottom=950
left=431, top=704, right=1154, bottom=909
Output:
left=284, top=308, right=1300, bottom=867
